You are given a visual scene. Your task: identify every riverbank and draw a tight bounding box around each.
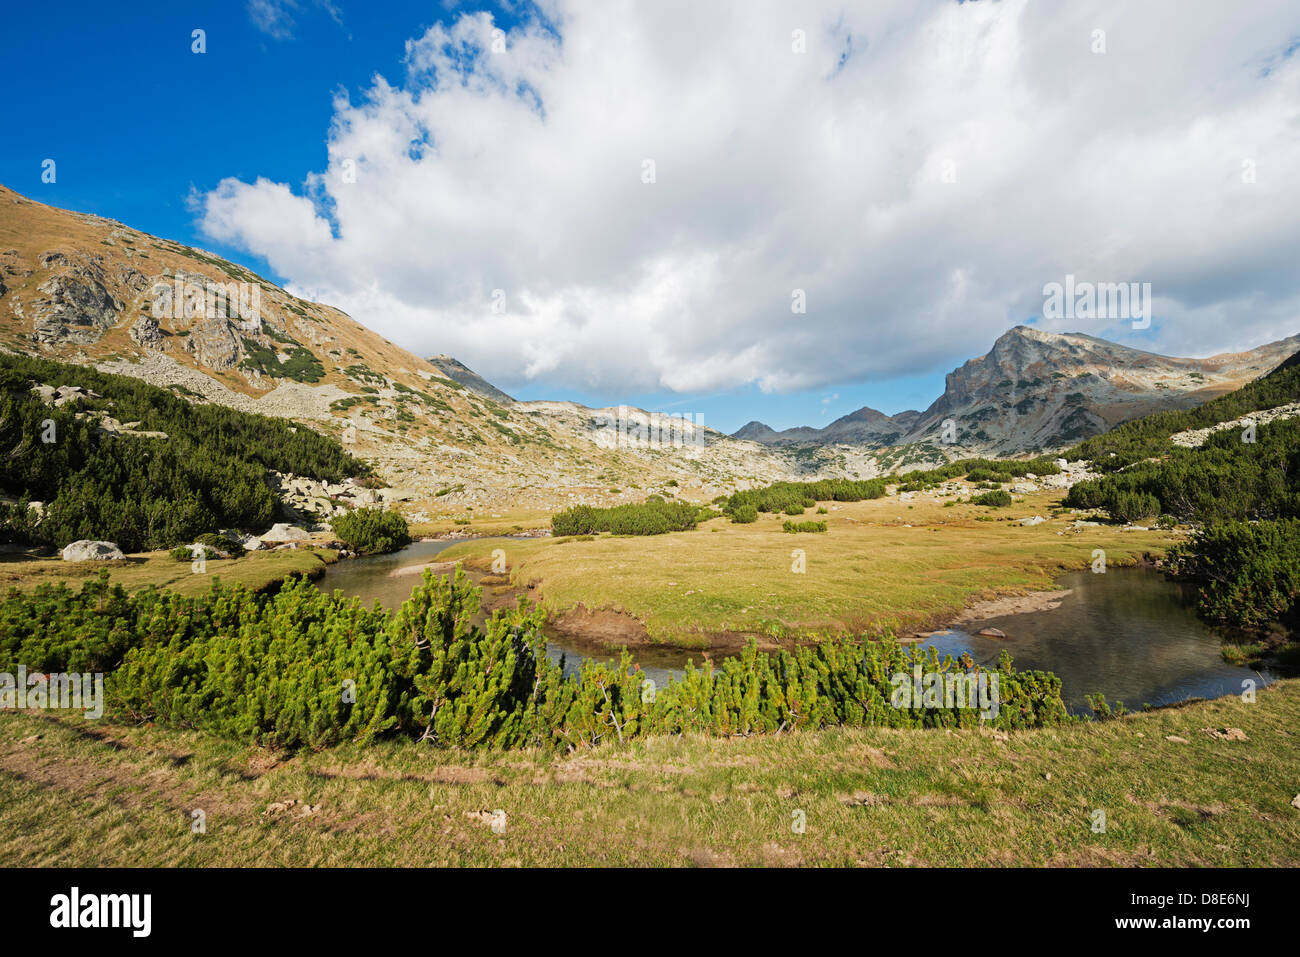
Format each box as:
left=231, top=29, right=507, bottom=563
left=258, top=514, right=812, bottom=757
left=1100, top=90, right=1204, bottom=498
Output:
left=2, top=678, right=1295, bottom=866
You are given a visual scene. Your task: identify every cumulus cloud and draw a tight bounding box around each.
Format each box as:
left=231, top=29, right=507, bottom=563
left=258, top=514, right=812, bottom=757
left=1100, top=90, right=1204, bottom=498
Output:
left=203, top=0, right=1300, bottom=396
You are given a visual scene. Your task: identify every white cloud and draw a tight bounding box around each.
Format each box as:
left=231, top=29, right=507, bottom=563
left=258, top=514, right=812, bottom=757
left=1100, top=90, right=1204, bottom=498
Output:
left=247, top=0, right=298, bottom=39
left=247, top=0, right=343, bottom=41
left=204, top=0, right=1300, bottom=396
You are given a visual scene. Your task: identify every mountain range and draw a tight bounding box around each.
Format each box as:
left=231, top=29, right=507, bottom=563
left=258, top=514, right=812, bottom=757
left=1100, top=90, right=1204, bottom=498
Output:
left=735, top=326, right=1299, bottom=455
left=2, top=184, right=1296, bottom=512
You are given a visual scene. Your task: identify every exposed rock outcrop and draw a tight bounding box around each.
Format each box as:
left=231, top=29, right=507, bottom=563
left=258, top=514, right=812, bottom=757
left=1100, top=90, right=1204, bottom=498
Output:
left=61, top=540, right=126, bottom=561
left=31, top=255, right=122, bottom=345
left=129, top=315, right=165, bottom=348
left=183, top=317, right=243, bottom=370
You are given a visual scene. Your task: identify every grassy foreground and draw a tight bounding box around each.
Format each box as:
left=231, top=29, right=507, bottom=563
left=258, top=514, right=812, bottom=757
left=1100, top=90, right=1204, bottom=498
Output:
left=1, top=680, right=1296, bottom=867
left=442, top=489, right=1176, bottom=644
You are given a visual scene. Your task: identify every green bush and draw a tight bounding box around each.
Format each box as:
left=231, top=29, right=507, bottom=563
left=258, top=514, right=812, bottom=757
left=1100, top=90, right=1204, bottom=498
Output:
left=552, top=500, right=698, bottom=536
left=1108, top=491, right=1161, bottom=524
left=333, top=508, right=411, bottom=554
left=731, top=505, right=758, bottom=524
left=1170, top=520, right=1300, bottom=628
left=0, top=570, right=1071, bottom=751
left=195, top=532, right=245, bottom=558
left=783, top=520, right=827, bottom=533
left=724, top=478, right=887, bottom=516
left=971, top=489, right=1012, bottom=507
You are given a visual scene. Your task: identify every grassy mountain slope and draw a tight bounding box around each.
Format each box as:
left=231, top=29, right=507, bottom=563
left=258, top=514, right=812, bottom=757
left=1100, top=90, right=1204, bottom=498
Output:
left=0, top=186, right=833, bottom=518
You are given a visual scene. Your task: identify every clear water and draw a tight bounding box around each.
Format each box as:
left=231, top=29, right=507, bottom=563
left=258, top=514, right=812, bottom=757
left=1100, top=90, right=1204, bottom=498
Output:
left=314, top=542, right=1270, bottom=711
left=918, top=568, right=1271, bottom=713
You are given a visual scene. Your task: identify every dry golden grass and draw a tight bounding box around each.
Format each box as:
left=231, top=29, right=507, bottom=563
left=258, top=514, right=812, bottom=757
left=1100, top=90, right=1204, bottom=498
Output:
left=442, top=489, right=1177, bottom=643
left=0, top=548, right=337, bottom=597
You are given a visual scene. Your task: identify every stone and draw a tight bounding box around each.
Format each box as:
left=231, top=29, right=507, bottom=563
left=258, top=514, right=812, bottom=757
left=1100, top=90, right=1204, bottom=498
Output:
left=1201, top=727, right=1248, bottom=742
left=1017, top=516, right=1046, bottom=526
left=61, top=540, right=126, bottom=561
left=977, top=627, right=1007, bottom=638
left=259, top=523, right=310, bottom=543
left=129, top=315, right=165, bottom=348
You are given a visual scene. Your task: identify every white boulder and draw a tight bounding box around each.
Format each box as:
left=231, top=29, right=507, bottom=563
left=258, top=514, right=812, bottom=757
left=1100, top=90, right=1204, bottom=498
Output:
left=259, top=523, right=311, bottom=543
left=61, top=540, right=126, bottom=561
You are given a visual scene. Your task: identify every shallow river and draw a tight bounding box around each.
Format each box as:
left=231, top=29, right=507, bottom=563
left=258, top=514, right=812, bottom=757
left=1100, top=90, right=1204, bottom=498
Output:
left=314, top=541, right=1271, bottom=713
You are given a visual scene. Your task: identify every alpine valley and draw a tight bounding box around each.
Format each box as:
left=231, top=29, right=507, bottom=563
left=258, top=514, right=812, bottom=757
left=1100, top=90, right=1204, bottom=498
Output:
left=3, top=185, right=1295, bottom=524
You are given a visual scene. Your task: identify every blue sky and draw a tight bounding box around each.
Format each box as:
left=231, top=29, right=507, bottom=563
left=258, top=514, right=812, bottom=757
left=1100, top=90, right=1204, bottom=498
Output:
left=5, top=1, right=1298, bottom=434
left=0, top=0, right=971, bottom=430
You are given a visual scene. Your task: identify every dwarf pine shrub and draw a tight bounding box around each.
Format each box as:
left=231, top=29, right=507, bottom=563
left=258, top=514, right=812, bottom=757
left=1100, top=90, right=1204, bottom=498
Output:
left=551, top=500, right=698, bottom=536
left=782, top=520, right=827, bottom=533
left=333, top=507, right=411, bottom=554
left=0, top=568, right=1071, bottom=752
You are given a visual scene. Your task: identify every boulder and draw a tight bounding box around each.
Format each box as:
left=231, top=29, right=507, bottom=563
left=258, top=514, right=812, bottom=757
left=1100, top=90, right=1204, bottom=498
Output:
left=260, top=523, right=310, bottom=543
left=61, top=540, right=126, bottom=561
left=977, top=627, right=1007, bottom=639
left=1017, top=516, right=1047, bottom=526
left=129, top=315, right=165, bottom=348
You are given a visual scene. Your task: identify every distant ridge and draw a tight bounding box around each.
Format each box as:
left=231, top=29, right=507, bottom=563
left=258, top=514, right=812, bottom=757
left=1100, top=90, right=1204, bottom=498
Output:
left=733, top=325, right=1300, bottom=455
left=426, top=354, right=515, bottom=403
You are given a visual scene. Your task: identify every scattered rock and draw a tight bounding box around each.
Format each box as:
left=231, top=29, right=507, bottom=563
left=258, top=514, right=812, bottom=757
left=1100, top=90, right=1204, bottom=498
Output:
left=1165, top=735, right=1190, bottom=744
left=61, top=540, right=126, bottom=561
left=463, top=809, right=507, bottom=830
left=1201, top=727, right=1248, bottom=742
left=263, top=799, right=320, bottom=819
left=1017, top=515, right=1046, bottom=526
left=977, top=627, right=1007, bottom=639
